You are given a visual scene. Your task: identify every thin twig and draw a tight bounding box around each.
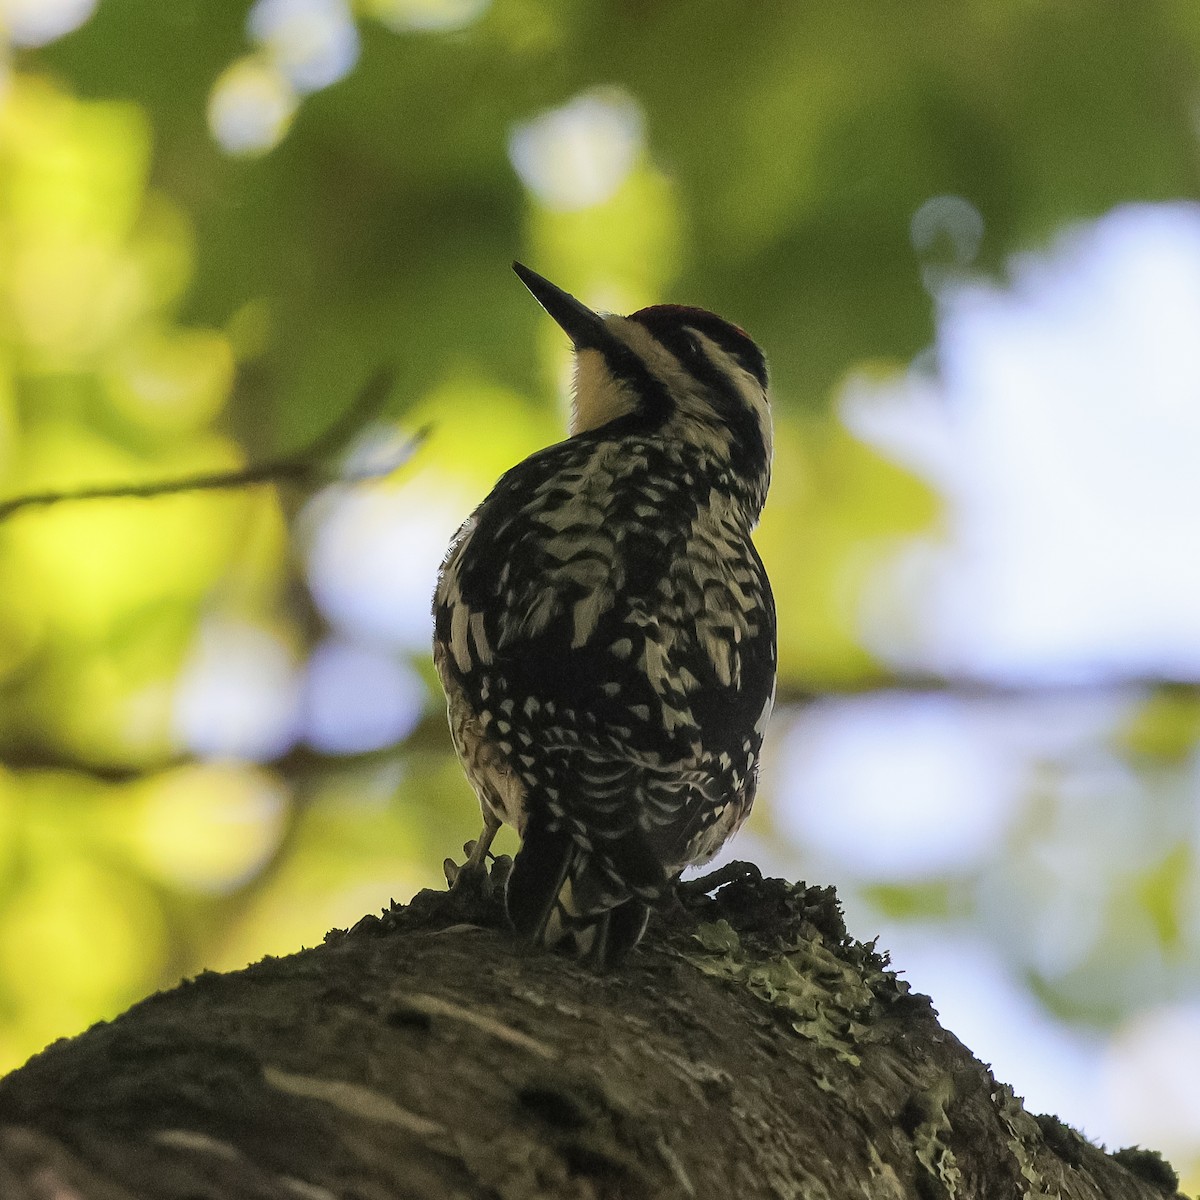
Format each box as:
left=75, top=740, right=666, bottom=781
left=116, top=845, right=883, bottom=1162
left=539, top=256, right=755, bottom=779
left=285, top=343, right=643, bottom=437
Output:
left=0, top=367, right=415, bottom=522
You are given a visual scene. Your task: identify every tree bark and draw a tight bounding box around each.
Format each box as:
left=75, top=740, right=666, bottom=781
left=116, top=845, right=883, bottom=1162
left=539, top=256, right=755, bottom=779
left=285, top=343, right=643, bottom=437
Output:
left=0, top=868, right=1184, bottom=1199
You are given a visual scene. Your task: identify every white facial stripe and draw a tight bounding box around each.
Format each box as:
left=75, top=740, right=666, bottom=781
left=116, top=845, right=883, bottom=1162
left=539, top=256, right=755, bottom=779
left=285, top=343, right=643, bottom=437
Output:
left=570, top=317, right=691, bottom=433
left=693, top=333, right=773, bottom=465
left=570, top=346, right=637, bottom=435
left=568, top=315, right=772, bottom=494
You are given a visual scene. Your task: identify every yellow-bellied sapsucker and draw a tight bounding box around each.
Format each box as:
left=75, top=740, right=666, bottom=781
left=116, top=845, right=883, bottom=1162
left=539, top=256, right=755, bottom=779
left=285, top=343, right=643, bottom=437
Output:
left=433, top=263, right=775, bottom=966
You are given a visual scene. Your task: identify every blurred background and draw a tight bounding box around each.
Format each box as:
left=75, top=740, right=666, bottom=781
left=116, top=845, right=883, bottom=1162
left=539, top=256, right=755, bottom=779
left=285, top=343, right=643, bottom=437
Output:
left=0, top=0, right=1199, bottom=1182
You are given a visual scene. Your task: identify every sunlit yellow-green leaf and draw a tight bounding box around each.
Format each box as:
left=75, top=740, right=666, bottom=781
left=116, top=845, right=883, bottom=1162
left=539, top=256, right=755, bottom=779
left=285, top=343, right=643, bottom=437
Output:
left=0, top=79, right=163, bottom=367
left=1116, top=687, right=1200, bottom=764
left=128, top=763, right=289, bottom=892
left=1134, top=844, right=1191, bottom=954
left=406, top=376, right=557, bottom=490
left=359, top=0, right=491, bottom=35
left=5, top=426, right=249, bottom=636
left=0, top=770, right=16, bottom=890
left=104, top=327, right=235, bottom=435
left=0, top=855, right=166, bottom=1073
left=759, top=409, right=939, bottom=686
left=528, top=160, right=684, bottom=317
left=210, top=771, right=440, bottom=967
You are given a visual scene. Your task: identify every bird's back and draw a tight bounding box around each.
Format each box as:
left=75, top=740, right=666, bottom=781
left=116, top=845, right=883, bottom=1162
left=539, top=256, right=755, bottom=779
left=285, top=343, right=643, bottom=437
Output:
left=434, top=427, right=775, bottom=962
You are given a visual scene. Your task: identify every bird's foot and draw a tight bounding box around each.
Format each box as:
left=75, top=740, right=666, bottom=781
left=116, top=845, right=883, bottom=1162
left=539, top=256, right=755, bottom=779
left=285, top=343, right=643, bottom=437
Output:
left=676, top=859, right=762, bottom=903
left=442, top=852, right=467, bottom=890
left=445, top=839, right=511, bottom=904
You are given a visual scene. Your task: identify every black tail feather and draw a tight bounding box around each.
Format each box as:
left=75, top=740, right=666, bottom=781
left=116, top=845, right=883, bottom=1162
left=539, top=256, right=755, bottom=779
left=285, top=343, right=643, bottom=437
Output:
left=505, top=821, right=573, bottom=943
left=577, top=898, right=651, bottom=968
left=506, top=820, right=655, bottom=967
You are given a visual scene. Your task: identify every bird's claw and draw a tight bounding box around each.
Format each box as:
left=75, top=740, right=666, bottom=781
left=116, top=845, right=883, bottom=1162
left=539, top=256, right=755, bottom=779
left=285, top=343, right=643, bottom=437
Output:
left=676, top=859, right=762, bottom=902
left=488, top=853, right=513, bottom=895
left=445, top=843, right=508, bottom=902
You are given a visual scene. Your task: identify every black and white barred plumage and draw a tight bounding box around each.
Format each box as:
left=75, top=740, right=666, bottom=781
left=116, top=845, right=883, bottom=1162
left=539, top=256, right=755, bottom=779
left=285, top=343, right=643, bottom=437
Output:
left=433, top=264, right=775, bottom=966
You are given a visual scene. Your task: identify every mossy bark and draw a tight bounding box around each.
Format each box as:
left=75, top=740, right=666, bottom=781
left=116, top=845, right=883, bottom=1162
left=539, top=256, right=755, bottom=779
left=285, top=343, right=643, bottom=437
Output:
left=0, top=869, right=1184, bottom=1199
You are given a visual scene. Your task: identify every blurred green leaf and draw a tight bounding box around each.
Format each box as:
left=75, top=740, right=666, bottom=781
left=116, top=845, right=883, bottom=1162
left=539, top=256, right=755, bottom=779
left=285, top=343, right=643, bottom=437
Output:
left=1116, top=687, right=1200, bottom=764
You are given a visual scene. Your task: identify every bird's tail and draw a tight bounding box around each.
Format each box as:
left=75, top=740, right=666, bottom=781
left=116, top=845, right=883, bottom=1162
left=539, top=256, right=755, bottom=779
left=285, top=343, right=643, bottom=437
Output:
left=505, top=820, right=659, bottom=968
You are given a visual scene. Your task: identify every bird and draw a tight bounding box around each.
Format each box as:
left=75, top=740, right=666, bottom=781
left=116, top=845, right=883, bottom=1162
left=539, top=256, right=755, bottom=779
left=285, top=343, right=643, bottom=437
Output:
left=432, top=263, right=776, bottom=967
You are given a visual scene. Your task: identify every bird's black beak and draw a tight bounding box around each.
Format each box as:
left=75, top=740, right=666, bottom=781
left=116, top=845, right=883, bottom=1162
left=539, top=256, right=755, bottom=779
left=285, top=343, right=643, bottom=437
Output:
left=513, top=262, right=611, bottom=351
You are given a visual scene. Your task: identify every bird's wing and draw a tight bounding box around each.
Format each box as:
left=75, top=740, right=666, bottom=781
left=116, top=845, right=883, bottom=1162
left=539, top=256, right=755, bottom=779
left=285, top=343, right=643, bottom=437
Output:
left=434, top=436, right=775, bottom=876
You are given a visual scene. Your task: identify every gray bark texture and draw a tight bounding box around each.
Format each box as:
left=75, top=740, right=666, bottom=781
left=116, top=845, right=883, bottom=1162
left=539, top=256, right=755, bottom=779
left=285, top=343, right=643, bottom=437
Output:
left=0, top=867, right=1185, bottom=1200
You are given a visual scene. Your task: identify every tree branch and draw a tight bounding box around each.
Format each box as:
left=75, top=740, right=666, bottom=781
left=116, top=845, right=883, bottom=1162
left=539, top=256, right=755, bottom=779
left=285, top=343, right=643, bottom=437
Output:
left=0, top=868, right=1182, bottom=1199
left=0, top=368, right=420, bottom=522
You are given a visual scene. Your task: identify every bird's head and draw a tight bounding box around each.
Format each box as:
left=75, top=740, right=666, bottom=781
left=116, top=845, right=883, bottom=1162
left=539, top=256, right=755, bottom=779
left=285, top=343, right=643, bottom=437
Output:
left=514, top=262, right=772, bottom=518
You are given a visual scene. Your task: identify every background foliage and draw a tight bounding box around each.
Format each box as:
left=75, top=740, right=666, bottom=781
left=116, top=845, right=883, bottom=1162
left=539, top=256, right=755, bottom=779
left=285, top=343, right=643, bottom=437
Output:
left=2, top=0, right=1200, bottom=1183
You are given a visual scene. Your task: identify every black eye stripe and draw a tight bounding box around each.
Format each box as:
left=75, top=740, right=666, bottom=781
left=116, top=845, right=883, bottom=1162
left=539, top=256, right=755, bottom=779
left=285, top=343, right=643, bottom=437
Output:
left=660, top=327, right=746, bottom=389
left=630, top=307, right=768, bottom=389
left=664, top=330, right=742, bottom=406
left=596, top=341, right=675, bottom=427
left=653, top=327, right=707, bottom=375
left=647, top=326, right=766, bottom=478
